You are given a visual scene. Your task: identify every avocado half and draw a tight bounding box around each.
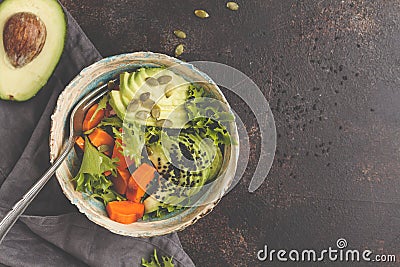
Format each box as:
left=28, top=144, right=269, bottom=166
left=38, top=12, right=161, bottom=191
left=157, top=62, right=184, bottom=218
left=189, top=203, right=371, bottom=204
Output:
left=0, top=0, right=66, bottom=101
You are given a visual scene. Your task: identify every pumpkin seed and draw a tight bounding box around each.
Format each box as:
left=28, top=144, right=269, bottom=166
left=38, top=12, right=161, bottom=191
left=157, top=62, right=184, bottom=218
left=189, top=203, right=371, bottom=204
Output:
left=175, top=44, right=184, bottom=57
left=157, top=75, right=172, bottom=84
left=142, top=98, right=156, bottom=109
left=127, top=99, right=139, bottom=112
left=173, top=30, right=187, bottom=39
left=98, top=145, right=110, bottom=153
left=139, top=92, right=150, bottom=101
left=156, top=119, right=173, bottom=128
left=107, top=80, right=115, bottom=90
left=194, top=9, right=209, bottom=18
left=164, top=84, right=175, bottom=98
left=136, top=110, right=150, bottom=120
left=146, top=146, right=154, bottom=156
left=226, top=2, right=239, bottom=11
left=145, top=77, right=159, bottom=86
left=151, top=105, right=161, bottom=119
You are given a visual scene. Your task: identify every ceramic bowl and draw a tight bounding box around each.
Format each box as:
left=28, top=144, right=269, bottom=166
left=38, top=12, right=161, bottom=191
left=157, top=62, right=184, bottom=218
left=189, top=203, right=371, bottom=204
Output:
left=49, top=52, right=239, bottom=237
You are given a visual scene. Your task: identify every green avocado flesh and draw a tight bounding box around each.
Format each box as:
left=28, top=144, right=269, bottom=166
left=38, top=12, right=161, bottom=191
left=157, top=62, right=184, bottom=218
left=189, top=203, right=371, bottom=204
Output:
left=109, top=67, right=190, bottom=128
left=144, top=130, right=223, bottom=213
left=0, top=0, right=66, bottom=101
left=109, top=90, right=126, bottom=119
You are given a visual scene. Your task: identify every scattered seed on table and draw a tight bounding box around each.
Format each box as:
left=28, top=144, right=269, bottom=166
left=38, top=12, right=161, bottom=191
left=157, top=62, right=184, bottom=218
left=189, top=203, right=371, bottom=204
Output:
left=174, top=30, right=187, bottom=39
left=226, top=2, right=239, bottom=11
left=175, top=44, right=184, bottom=57
left=194, top=9, right=209, bottom=18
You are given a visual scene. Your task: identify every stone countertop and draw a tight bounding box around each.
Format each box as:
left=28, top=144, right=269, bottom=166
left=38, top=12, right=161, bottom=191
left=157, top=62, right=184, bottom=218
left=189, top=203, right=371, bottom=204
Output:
left=60, top=0, right=400, bottom=266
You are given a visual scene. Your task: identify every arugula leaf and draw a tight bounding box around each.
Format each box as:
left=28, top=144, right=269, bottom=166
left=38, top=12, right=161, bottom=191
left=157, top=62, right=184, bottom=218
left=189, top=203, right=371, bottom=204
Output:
left=90, top=94, right=108, bottom=122
left=141, top=249, right=174, bottom=267
left=73, top=137, right=122, bottom=205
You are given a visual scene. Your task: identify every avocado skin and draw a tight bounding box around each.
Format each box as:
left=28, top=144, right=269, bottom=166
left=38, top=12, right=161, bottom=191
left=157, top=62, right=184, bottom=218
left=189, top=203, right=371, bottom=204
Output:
left=0, top=0, right=67, bottom=101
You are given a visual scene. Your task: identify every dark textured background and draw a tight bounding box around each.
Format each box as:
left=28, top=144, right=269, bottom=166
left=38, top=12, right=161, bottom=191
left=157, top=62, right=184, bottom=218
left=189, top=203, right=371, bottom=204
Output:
left=59, top=0, right=400, bottom=266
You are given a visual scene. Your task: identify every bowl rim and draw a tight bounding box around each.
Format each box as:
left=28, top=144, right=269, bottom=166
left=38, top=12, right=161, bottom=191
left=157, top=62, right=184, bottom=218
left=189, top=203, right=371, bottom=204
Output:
left=49, top=51, right=240, bottom=237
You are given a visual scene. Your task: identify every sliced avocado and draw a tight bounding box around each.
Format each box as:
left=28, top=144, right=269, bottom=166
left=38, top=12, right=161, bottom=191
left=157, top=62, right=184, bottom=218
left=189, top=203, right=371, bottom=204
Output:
left=130, top=68, right=147, bottom=93
left=0, top=0, right=66, bottom=101
left=145, top=130, right=222, bottom=209
left=157, top=105, right=188, bottom=127
left=128, top=71, right=140, bottom=95
left=109, top=90, right=126, bottom=120
left=144, top=67, right=164, bottom=77
left=144, top=195, right=162, bottom=214
left=128, top=67, right=163, bottom=99
left=127, top=67, right=189, bottom=103
left=119, top=67, right=192, bottom=128
left=121, top=94, right=131, bottom=107
left=119, top=72, right=135, bottom=102
left=143, top=194, right=183, bottom=214
left=207, top=145, right=223, bottom=181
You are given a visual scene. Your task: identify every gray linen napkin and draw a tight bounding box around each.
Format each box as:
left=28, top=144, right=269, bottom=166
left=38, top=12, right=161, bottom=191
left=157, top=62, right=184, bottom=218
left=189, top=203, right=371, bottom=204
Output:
left=0, top=5, right=195, bottom=267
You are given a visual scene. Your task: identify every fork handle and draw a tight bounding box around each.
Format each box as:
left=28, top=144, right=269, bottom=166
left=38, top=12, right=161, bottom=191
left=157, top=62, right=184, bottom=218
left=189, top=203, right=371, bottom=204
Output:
left=0, top=138, right=75, bottom=243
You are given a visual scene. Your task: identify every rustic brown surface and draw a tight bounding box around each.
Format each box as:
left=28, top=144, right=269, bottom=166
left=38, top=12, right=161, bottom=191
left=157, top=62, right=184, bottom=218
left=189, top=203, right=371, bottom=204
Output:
left=60, top=0, right=400, bottom=266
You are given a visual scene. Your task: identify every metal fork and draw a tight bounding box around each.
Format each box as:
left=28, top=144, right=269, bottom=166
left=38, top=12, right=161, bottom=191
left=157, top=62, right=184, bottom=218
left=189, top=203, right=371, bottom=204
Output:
left=0, top=80, right=113, bottom=243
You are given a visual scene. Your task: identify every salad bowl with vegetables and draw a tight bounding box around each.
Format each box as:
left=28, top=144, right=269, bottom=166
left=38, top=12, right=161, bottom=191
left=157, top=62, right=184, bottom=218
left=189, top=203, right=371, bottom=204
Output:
left=50, top=52, right=239, bottom=237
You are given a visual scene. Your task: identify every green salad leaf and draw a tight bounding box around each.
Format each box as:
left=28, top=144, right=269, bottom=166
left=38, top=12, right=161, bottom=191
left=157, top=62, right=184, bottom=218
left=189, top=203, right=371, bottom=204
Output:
left=90, top=94, right=108, bottom=122
left=83, top=113, right=123, bottom=135
left=185, top=117, right=233, bottom=146
left=185, top=97, right=235, bottom=123
left=187, top=84, right=209, bottom=99
left=73, top=137, right=123, bottom=205
left=75, top=137, right=116, bottom=178
left=185, top=84, right=235, bottom=146
left=141, top=249, right=174, bottom=267
left=97, top=116, right=123, bottom=128
left=122, top=121, right=145, bottom=165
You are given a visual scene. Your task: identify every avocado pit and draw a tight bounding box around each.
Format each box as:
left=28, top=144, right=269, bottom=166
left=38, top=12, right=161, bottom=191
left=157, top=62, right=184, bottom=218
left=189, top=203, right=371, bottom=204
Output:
left=3, top=12, right=47, bottom=68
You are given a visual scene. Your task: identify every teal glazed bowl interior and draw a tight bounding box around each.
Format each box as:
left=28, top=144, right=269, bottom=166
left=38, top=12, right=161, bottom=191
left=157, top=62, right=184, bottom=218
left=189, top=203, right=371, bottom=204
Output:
left=49, top=52, right=239, bottom=237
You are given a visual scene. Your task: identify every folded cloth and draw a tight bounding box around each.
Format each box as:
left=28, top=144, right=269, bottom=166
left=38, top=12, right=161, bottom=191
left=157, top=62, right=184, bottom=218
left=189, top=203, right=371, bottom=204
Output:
left=0, top=6, right=195, bottom=267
